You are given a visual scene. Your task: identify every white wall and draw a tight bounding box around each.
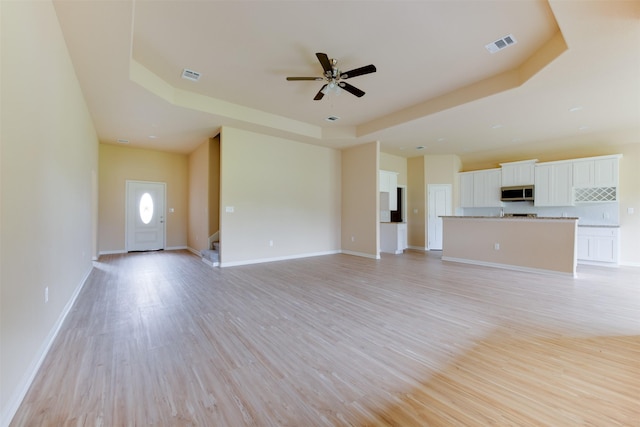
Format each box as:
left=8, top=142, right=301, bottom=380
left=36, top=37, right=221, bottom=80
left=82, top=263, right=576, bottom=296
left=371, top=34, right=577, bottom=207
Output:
left=0, top=1, right=99, bottom=424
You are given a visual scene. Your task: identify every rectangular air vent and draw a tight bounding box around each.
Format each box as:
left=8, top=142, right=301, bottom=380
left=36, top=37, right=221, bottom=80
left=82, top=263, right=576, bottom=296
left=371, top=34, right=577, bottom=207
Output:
left=181, top=68, right=201, bottom=82
left=325, top=116, right=340, bottom=122
left=485, top=34, right=517, bottom=54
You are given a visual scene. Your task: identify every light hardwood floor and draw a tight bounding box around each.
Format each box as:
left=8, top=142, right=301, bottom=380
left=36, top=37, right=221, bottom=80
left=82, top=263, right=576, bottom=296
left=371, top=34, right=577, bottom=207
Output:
left=11, top=250, right=640, bottom=426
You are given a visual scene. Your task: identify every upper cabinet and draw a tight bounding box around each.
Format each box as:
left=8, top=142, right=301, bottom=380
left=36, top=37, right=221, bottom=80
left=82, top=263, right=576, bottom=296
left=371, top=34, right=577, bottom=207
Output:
left=380, top=170, right=398, bottom=210
left=534, top=162, right=573, bottom=206
left=460, top=154, right=621, bottom=208
left=572, top=155, right=620, bottom=188
left=500, top=160, right=537, bottom=186
left=459, top=168, right=502, bottom=208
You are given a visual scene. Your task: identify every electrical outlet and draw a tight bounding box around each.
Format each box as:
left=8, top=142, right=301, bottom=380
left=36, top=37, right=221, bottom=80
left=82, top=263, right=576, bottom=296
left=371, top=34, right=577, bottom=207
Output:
left=45, top=287, right=49, bottom=303
left=351, top=236, right=355, bottom=242
left=269, top=240, right=274, bottom=247
left=494, top=243, right=500, bottom=250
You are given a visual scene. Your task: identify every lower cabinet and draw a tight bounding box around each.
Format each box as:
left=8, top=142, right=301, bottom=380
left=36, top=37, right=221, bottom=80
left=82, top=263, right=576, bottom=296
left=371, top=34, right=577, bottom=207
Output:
left=577, top=227, right=619, bottom=263
left=380, top=222, right=407, bottom=254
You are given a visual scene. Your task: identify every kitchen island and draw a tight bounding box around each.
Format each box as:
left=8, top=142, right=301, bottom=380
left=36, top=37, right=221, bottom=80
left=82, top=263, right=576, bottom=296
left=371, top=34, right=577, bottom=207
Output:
left=441, top=216, right=579, bottom=276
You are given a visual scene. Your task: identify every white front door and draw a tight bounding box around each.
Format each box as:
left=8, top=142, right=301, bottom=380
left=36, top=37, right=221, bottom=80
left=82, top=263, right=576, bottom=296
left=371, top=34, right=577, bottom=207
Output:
left=126, top=181, right=166, bottom=252
left=427, top=184, right=452, bottom=250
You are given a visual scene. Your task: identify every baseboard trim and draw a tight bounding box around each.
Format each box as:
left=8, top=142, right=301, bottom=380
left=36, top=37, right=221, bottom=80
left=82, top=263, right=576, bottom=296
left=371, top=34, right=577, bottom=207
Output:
left=340, top=250, right=380, bottom=260
left=441, top=256, right=577, bottom=277
left=166, top=245, right=188, bottom=251
left=2, top=265, right=93, bottom=427
left=220, top=250, right=341, bottom=267
left=201, top=257, right=219, bottom=268
left=407, top=245, right=428, bottom=251
left=618, top=260, right=640, bottom=268
left=98, top=249, right=126, bottom=256
left=184, top=246, right=201, bottom=256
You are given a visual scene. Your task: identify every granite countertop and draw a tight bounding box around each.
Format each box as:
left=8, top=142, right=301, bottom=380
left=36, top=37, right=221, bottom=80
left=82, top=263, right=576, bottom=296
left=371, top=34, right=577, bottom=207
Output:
left=578, top=224, right=620, bottom=228
left=441, top=216, right=579, bottom=220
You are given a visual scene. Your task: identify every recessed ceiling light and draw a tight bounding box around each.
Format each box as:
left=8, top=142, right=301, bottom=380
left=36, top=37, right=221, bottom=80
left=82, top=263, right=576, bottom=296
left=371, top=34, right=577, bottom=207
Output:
left=569, top=106, right=583, bottom=112
left=437, top=137, right=446, bottom=142
left=117, top=139, right=129, bottom=144
left=325, top=116, right=340, bottom=122
left=579, top=126, right=589, bottom=131
left=148, top=135, right=157, bottom=139
left=491, top=124, right=503, bottom=129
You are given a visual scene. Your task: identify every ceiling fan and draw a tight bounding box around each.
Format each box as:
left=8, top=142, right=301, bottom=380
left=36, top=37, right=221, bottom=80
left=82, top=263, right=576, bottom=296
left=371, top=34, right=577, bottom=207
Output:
left=286, top=52, right=376, bottom=100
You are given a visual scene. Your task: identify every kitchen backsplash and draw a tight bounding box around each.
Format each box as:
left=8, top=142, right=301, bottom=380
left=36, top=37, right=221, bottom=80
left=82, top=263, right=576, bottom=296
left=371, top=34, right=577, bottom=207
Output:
left=459, top=201, right=619, bottom=226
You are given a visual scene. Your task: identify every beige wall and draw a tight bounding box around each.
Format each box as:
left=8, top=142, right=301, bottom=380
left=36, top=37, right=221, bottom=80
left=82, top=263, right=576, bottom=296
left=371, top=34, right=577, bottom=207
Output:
left=342, top=142, right=380, bottom=257
left=380, top=152, right=407, bottom=186
left=407, top=156, right=426, bottom=249
left=188, top=141, right=210, bottom=251
left=1, top=0, right=99, bottom=422
left=617, top=143, right=640, bottom=266
left=219, top=127, right=341, bottom=265
left=406, top=154, right=462, bottom=249
left=209, top=136, right=221, bottom=237
left=98, top=144, right=188, bottom=253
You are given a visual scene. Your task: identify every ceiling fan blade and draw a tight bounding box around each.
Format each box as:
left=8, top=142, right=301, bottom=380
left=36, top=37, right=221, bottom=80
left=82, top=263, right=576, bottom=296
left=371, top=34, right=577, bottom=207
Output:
left=340, top=64, right=377, bottom=79
left=316, top=53, right=332, bottom=75
left=286, top=77, right=324, bottom=81
left=339, top=82, right=365, bottom=97
left=314, top=84, right=328, bottom=100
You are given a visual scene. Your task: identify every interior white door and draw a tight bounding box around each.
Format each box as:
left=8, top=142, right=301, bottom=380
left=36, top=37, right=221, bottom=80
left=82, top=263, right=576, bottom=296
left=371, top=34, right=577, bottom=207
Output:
left=427, top=184, right=452, bottom=250
left=126, top=181, right=166, bottom=252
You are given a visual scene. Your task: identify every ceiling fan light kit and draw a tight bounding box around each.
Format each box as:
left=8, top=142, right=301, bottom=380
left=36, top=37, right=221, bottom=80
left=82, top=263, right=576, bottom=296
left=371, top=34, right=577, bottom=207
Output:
left=287, top=52, right=376, bottom=100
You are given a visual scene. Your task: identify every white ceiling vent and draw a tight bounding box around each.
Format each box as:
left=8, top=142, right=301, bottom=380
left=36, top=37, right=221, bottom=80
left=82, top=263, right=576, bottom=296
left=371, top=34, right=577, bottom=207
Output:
left=485, top=34, right=517, bottom=54
left=181, top=68, right=201, bottom=82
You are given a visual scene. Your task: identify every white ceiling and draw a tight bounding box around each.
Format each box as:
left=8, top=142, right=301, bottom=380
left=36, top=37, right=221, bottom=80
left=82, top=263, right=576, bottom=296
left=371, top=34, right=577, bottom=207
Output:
left=52, top=0, right=640, bottom=162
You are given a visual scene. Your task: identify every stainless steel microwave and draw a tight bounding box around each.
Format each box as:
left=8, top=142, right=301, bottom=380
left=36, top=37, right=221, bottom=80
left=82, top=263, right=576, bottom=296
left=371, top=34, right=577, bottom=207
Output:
left=501, top=185, right=534, bottom=202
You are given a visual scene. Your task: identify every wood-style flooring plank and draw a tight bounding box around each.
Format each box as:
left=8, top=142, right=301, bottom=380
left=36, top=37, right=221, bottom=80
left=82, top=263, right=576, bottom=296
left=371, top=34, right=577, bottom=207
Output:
left=10, top=250, right=640, bottom=426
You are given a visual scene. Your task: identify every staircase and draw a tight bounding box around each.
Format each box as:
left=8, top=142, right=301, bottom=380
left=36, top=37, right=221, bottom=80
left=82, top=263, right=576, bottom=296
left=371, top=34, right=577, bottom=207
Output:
left=200, top=241, right=220, bottom=267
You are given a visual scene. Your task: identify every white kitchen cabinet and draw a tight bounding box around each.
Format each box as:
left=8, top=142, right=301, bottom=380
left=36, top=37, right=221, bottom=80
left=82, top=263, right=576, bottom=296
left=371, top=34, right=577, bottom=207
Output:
left=379, top=170, right=398, bottom=210
left=459, top=169, right=502, bottom=208
left=500, top=159, right=537, bottom=186
left=534, top=162, right=573, bottom=206
left=459, top=172, right=475, bottom=207
left=577, top=227, right=619, bottom=263
left=572, top=156, right=620, bottom=188
left=380, top=222, right=407, bottom=254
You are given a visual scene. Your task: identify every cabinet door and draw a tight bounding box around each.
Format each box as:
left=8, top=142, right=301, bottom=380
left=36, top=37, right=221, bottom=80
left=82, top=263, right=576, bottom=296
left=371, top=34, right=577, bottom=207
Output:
left=389, top=173, right=398, bottom=210
left=577, top=235, right=590, bottom=260
left=553, top=163, right=574, bottom=206
left=472, top=170, right=502, bottom=207
left=502, top=163, right=535, bottom=186
left=379, top=171, right=390, bottom=192
left=592, top=237, right=615, bottom=262
left=459, top=173, right=475, bottom=207
left=534, top=165, right=553, bottom=206
left=483, top=169, right=503, bottom=207
left=594, top=158, right=618, bottom=187
left=572, top=161, right=593, bottom=188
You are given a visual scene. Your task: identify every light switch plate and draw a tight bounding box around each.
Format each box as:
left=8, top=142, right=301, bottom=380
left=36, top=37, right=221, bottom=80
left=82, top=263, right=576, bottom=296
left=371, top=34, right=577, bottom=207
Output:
left=225, top=206, right=234, bottom=213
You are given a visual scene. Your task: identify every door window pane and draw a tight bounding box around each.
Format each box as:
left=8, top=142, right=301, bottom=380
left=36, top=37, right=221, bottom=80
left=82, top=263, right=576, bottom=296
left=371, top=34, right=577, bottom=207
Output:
left=139, top=193, right=154, bottom=224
